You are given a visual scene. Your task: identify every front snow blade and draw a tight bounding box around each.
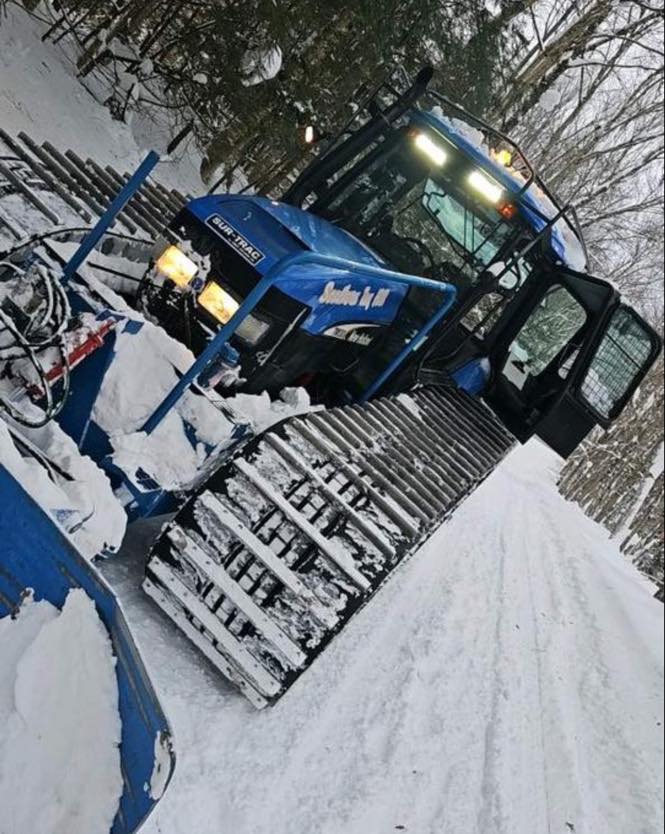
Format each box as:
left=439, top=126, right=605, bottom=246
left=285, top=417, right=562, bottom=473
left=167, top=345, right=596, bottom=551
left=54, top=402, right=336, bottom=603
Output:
left=0, top=466, right=175, bottom=834
left=144, top=385, right=516, bottom=707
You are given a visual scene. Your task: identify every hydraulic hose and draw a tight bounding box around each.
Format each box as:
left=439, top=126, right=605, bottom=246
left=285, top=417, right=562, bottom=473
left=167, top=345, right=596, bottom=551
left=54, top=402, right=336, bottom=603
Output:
left=0, top=262, right=73, bottom=428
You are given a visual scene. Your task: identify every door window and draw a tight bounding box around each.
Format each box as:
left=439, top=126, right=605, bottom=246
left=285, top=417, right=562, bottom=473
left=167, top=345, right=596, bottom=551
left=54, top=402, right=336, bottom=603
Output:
left=581, top=307, right=656, bottom=418
left=461, top=292, right=506, bottom=337
left=503, top=285, right=587, bottom=389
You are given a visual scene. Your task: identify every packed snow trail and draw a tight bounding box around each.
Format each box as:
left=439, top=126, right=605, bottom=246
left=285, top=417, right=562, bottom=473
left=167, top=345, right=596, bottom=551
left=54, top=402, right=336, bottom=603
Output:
left=101, top=442, right=664, bottom=834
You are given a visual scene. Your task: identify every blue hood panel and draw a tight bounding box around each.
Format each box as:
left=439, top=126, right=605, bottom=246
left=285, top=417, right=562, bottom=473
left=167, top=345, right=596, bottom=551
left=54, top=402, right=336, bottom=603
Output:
left=184, top=195, right=408, bottom=335
left=252, top=198, right=385, bottom=267
left=187, top=195, right=302, bottom=269
left=186, top=195, right=384, bottom=268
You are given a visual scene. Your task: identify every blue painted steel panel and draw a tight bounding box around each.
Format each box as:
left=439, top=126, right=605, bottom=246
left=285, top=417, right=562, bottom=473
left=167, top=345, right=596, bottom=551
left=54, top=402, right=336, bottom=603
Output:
left=187, top=194, right=385, bottom=268
left=142, top=251, right=457, bottom=434
left=185, top=195, right=410, bottom=334
left=251, top=197, right=386, bottom=267
left=187, top=195, right=298, bottom=269
left=56, top=327, right=117, bottom=454
left=451, top=358, right=491, bottom=396
left=273, top=261, right=407, bottom=334
left=0, top=467, right=175, bottom=834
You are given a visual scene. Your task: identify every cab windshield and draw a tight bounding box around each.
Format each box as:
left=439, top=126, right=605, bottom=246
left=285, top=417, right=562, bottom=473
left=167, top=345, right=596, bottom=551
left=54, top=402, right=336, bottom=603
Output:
left=315, top=130, right=530, bottom=289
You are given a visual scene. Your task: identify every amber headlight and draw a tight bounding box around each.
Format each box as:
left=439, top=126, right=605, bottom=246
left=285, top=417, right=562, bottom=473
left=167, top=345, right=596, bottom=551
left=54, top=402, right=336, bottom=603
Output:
left=155, top=245, right=198, bottom=288
left=198, top=281, right=240, bottom=323
left=198, top=281, right=270, bottom=345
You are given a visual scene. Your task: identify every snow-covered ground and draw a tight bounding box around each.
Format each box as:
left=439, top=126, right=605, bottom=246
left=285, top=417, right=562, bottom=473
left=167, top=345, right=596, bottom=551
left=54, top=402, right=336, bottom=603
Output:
left=2, top=10, right=663, bottom=833
left=0, top=5, right=202, bottom=195
left=101, top=442, right=664, bottom=834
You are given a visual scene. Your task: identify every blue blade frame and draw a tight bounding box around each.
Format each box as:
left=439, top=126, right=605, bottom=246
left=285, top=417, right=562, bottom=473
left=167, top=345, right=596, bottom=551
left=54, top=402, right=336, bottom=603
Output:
left=0, top=466, right=176, bottom=834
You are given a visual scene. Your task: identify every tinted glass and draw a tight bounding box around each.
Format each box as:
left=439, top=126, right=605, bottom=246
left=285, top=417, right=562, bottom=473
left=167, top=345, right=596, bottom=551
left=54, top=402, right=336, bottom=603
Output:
left=320, top=134, right=519, bottom=283
left=581, top=307, right=655, bottom=418
left=509, top=285, right=587, bottom=377
left=422, top=182, right=513, bottom=267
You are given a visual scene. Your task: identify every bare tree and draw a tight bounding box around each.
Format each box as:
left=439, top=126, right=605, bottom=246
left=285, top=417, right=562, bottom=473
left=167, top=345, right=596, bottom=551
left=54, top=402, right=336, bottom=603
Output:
left=559, top=358, right=664, bottom=585
left=497, top=2, right=664, bottom=306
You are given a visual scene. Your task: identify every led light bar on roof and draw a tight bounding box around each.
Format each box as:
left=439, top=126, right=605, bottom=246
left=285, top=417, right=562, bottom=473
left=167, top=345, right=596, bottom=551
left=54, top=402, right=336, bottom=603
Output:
left=413, top=132, right=448, bottom=167
left=468, top=170, right=504, bottom=205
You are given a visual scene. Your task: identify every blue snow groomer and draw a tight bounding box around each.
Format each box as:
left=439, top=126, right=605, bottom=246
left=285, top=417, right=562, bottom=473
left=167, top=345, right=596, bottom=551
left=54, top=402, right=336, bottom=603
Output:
left=141, top=67, right=660, bottom=457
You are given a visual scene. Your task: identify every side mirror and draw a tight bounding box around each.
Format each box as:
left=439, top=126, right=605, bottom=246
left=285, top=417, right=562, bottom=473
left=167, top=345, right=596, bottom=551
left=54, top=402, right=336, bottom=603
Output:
left=486, top=261, right=519, bottom=292
left=498, top=271, right=519, bottom=292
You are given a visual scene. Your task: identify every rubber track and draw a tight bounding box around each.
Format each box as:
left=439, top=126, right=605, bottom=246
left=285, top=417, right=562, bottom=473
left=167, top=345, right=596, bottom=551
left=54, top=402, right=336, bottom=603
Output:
left=144, top=384, right=516, bottom=707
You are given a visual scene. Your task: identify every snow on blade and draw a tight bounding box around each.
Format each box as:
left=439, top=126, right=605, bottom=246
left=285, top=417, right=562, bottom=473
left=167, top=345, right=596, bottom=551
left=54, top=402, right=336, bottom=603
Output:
left=223, top=386, right=319, bottom=434
left=149, top=732, right=174, bottom=801
left=0, top=590, right=123, bottom=834
left=92, top=323, right=238, bottom=489
left=91, top=322, right=316, bottom=489
left=91, top=322, right=197, bottom=436
left=0, top=420, right=127, bottom=559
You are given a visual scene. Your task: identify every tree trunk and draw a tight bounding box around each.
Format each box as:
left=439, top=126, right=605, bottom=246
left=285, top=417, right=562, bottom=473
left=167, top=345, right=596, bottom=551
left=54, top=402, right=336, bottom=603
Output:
left=495, top=0, right=615, bottom=129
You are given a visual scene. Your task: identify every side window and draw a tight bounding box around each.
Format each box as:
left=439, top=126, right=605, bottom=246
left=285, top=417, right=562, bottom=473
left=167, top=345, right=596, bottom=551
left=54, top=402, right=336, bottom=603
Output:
left=462, top=258, right=534, bottom=339
left=461, top=292, right=507, bottom=338
left=502, top=285, right=587, bottom=389
left=581, top=307, right=656, bottom=418
left=511, top=285, right=587, bottom=375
